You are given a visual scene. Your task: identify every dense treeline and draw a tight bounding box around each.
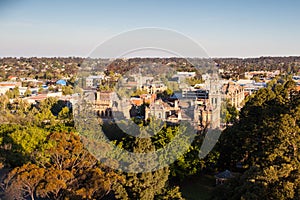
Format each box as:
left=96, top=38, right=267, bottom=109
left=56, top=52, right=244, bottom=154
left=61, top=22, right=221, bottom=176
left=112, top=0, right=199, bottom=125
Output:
left=215, top=56, right=300, bottom=73
left=0, top=57, right=83, bottom=81
left=0, top=84, right=230, bottom=199
left=0, top=92, right=216, bottom=199
left=1, top=56, right=300, bottom=82
left=215, top=56, right=300, bottom=79
left=212, top=79, right=300, bottom=199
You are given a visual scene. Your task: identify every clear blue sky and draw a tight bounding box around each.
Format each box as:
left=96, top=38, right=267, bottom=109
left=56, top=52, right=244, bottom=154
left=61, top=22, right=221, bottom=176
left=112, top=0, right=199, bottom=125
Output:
left=0, top=0, right=300, bottom=58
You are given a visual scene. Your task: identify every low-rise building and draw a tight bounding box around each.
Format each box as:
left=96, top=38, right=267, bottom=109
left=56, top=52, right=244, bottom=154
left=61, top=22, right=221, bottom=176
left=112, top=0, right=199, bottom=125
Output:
left=85, top=75, right=104, bottom=88
left=130, top=94, right=156, bottom=106
left=139, top=83, right=167, bottom=94
left=172, top=71, right=196, bottom=83
left=0, top=82, right=22, bottom=95
left=24, top=92, right=62, bottom=104
left=182, top=87, right=209, bottom=99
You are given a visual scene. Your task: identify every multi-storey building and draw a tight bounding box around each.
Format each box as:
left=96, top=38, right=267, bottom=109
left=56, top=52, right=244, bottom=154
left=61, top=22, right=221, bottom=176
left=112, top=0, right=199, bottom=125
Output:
left=222, top=82, right=245, bottom=108
left=145, top=99, right=181, bottom=123
left=94, top=91, right=114, bottom=118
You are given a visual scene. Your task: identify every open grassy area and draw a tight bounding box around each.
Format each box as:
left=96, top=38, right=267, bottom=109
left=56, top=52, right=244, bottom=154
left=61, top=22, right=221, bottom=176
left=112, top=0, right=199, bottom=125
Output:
left=180, top=174, right=215, bottom=200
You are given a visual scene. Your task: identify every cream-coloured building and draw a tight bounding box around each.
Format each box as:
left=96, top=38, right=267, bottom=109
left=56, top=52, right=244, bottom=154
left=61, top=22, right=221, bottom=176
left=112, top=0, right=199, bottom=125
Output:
left=94, top=91, right=114, bottom=118
left=222, top=82, right=245, bottom=108
left=145, top=99, right=181, bottom=123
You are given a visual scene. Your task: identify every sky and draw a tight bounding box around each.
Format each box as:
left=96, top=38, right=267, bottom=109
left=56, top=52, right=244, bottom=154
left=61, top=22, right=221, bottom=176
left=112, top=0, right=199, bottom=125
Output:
left=0, top=0, right=300, bottom=58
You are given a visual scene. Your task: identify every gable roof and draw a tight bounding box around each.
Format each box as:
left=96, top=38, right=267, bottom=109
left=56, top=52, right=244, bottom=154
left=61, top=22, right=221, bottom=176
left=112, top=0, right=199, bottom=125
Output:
left=215, top=170, right=234, bottom=179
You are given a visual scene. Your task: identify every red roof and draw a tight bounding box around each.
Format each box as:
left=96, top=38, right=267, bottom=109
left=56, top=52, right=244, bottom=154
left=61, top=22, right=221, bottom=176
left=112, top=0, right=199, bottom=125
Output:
left=28, top=94, right=48, bottom=101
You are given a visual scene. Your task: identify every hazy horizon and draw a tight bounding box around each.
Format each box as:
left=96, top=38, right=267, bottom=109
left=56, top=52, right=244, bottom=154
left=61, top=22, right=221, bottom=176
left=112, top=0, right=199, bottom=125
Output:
left=1, top=0, right=300, bottom=58
left=1, top=55, right=300, bottom=59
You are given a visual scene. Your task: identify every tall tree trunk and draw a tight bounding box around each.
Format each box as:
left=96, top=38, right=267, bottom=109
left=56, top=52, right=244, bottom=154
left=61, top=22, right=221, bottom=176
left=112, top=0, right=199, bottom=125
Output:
left=30, top=192, right=35, bottom=200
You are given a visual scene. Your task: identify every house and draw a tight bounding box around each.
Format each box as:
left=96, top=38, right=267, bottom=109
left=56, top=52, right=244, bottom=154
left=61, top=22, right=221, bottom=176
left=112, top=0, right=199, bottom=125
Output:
left=7, top=76, right=18, bottom=81
left=19, top=87, right=29, bottom=96
left=130, top=97, right=143, bottom=106
left=85, top=75, right=104, bottom=88
left=172, top=71, right=196, bottom=83
left=56, top=79, right=67, bottom=86
left=215, top=170, right=234, bottom=185
left=24, top=79, right=43, bottom=87
left=139, top=83, right=167, bottom=94
left=0, top=81, right=22, bottom=87
left=140, top=93, right=156, bottom=104
left=0, top=82, right=22, bottom=95
left=59, top=94, right=78, bottom=109
left=130, top=94, right=156, bottom=106
left=24, top=92, right=62, bottom=104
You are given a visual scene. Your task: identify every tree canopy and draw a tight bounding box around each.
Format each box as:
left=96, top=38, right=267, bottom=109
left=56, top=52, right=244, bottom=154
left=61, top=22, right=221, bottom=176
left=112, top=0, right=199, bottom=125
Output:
left=213, top=80, right=300, bottom=199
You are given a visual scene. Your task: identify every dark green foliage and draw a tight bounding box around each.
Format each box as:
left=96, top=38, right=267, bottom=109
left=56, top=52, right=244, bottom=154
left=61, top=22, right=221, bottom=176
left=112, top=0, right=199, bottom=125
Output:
left=214, top=80, right=300, bottom=199
left=113, top=137, right=171, bottom=200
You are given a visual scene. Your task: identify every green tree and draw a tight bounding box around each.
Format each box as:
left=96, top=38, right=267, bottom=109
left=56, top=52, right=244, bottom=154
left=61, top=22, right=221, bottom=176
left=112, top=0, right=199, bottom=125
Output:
left=5, top=87, right=19, bottom=99
left=38, top=86, right=44, bottom=93
left=0, top=124, right=25, bottom=167
left=155, top=186, right=185, bottom=200
left=10, top=126, right=49, bottom=156
left=214, top=81, right=300, bottom=199
left=34, top=107, right=56, bottom=127
left=24, top=88, right=32, bottom=97
left=62, top=85, right=74, bottom=95
left=0, top=95, right=9, bottom=111
left=114, top=138, right=170, bottom=200
left=68, top=76, right=77, bottom=86
left=12, top=87, right=20, bottom=98
left=253, top=76, right=260, bottom=82
left=185, top=77, right=204, bottom=86
left=224, top=103, right=238, bottom=125
left=48, top=85, right=55, bottom=92
left=131, top=88, right=148, bottom=96
left=58, top=106, right=70, bottom=121
left=5, top=90, right=13, bottom=99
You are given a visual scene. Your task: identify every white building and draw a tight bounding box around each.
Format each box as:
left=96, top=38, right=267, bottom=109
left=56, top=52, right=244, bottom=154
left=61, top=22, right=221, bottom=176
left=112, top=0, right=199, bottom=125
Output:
left=0, top=82, right=22, bottom=95
left=85, top=75, right=105, bottom=88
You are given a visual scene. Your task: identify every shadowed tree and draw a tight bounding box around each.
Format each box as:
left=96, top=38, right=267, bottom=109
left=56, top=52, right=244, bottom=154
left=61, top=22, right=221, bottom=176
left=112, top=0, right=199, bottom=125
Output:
left=213, top=81, right=300, bottom=199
